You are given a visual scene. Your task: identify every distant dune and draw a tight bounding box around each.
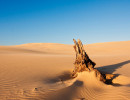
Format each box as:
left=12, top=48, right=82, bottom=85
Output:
left=0, top=41, right=130, bottom=100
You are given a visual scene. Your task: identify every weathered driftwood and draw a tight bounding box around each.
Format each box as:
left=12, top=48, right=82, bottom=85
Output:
left=72, top=39, right=114, bottom=83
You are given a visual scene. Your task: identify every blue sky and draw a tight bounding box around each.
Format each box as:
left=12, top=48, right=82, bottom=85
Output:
left=0, top=0, right=130, bottom=45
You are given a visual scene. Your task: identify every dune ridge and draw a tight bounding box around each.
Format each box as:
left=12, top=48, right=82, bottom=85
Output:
left=0, top=41, right=130, bottom=100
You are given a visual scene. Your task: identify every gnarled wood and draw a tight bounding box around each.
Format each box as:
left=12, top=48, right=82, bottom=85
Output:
left=72, top=39, right=114, bottom=83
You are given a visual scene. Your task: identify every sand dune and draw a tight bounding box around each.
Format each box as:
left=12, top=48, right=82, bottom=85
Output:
left=0, top=41, right=130, bottom=100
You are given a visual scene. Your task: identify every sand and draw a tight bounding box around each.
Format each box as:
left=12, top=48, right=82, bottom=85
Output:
left=0, top=41, right=130, bottom=100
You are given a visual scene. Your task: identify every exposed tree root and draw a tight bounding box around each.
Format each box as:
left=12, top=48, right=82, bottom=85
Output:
left=72, top=39, right=114, bottom=84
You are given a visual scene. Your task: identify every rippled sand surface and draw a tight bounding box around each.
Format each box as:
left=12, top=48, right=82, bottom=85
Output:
left=0, top=41, right=130, bottom=100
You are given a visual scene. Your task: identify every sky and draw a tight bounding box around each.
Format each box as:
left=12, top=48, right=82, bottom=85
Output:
left=0, top=0, right=130, bottom=45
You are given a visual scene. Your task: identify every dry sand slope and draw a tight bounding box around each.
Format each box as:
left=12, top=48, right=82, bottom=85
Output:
left=0, top=41, right=130, bottom=100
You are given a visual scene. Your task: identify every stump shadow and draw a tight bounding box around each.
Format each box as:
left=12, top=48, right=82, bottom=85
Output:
left=44, top=60, right=130, bottom=85
left=44, top=71, right=74, bottom=84
left=97, top=60, right=130, bottom=74
left=97, top=60, right=130, bottom=85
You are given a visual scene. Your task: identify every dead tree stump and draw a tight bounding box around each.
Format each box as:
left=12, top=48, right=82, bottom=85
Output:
left=72, top=39, right=114, bottom=83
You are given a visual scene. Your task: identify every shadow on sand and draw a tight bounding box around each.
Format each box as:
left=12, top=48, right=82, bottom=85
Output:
left=44, top=60, right=130, bottom=86
left=97, top=60, right=130, bottom=86
left=97, top=60, right=130, bottom=74
left=40, top=60, right=130, bottom=100
left=44, top=71, right=74, bottom=84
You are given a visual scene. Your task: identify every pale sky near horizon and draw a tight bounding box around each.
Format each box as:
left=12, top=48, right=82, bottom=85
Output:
left=0, top=0, right=130, bottom=45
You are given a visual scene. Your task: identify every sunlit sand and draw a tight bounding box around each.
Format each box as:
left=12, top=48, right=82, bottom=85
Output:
left=0, top=41, right=130, bottom=100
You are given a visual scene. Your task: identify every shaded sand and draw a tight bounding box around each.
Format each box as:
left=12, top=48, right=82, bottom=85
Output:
left=0, top=41, right=130, bottom=100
